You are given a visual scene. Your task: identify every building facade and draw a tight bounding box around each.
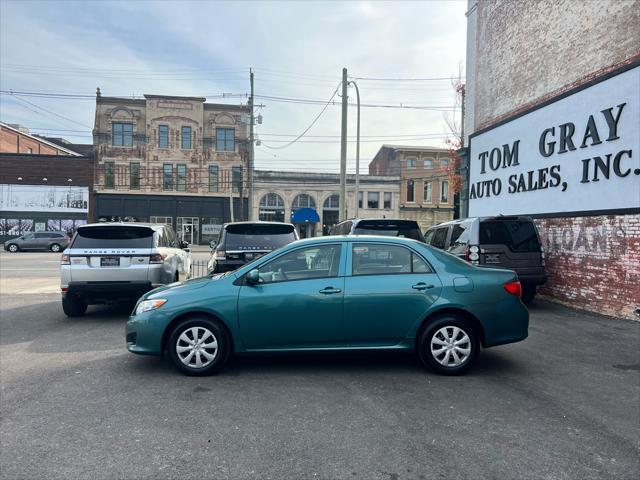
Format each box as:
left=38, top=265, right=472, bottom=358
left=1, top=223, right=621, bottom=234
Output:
left=464, top=0, right=640, bottom=319
left=369, top=145, right=454, bottom=231
left=92, top=92, right=250, bottom=245
left=0, top=153, right=93, bottom=242
left=1, top=122, right=82, bottom=156
left=253, top=170, right=401, bottom=238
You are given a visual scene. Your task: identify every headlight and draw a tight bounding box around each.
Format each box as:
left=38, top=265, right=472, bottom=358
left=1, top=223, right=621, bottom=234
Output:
left=135, top=299, right=167, bottom=315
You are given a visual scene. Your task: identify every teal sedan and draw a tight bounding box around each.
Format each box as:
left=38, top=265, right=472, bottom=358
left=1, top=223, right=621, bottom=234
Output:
left=126, top=236, right=528, bottom=376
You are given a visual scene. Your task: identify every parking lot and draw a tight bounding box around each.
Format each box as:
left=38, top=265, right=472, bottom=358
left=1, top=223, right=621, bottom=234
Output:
left=1, top=251, right=639, bottom=479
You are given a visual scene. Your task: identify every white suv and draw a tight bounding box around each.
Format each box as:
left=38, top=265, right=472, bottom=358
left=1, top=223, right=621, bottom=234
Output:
left=60, top=223, right=191, bottom=316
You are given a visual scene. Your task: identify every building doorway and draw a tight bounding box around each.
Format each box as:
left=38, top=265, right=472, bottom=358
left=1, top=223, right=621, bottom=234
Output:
left=177, top=216, right=199, bottom=245
left=291, top=194, right=319, bottom=238
left=322, top=194, right=340, bottom=235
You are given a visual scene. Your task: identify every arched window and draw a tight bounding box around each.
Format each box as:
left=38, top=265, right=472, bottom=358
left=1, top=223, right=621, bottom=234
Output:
left=259, top=193, right=285, bottom=222
left=323, top=194, right=339, bottom=210
left=292, top=194, right=316, bottom=209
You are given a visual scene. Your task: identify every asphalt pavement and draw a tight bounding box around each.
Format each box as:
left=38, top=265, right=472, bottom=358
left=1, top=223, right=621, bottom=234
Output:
left=0, top=251, right=639, bottom=479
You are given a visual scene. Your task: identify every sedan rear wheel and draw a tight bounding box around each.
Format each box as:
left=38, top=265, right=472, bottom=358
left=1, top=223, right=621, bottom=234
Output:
left=167, top=318, right=230, bottom=376
left=418, top=316, right=479, bottom=375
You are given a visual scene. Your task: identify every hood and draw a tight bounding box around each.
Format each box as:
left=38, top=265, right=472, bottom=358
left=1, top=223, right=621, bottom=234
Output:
left=145, top=275, right=213, bottom=298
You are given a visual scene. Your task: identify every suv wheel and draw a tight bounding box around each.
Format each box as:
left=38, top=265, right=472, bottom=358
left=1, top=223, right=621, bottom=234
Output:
left=7, top=243, right=19, bottom=253
left=62, top=296, right=87, bottom=317
left=167, top=318, right=230, bottom=376
left=50, top=243, right=61, bottom=253
left=521, top=285, right=536, bottom=305
left=418, top=316, right=479, bottom=375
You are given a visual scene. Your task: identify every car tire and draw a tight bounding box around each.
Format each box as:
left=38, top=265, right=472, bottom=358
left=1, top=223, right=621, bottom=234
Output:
left=50, top=243, right=61, bottom=253
left=167, top=317, right=230, bottom=376
left=521, top=285, right=536, bottom=305
left=418, top=315, right=479, bottom=375
left=7, top=243, right=19, bottom=253
left=62, top=296, right=87, bottom=317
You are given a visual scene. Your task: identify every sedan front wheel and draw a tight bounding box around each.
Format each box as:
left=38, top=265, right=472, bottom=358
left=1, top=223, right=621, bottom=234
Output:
left=418, top=316, right=479, bottom=375
left=167, top=318, right=230, bottom=376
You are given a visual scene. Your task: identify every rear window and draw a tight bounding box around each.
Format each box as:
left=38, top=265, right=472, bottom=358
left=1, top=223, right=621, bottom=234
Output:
left=447, top=223, right=472, bottom=255
left=430, top=227, right=448, bottom=249
left=72, top=226, right=154, bottom=248
left=353, top=220, right=425, bottom=242
left=224, top=224, right=296, bottom=249
left=479, top=220, right=541, bottom=252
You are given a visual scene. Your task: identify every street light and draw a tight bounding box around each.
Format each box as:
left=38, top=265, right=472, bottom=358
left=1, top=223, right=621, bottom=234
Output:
left=348, top=80, right=361, bottom=217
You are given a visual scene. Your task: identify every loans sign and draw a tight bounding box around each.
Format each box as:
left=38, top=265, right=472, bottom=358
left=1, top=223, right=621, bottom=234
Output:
left=468, top=65, right=640, bottom=217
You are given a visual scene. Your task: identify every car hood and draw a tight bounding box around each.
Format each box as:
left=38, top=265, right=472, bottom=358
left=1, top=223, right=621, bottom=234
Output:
left=145, top=275, right=221, bottom=299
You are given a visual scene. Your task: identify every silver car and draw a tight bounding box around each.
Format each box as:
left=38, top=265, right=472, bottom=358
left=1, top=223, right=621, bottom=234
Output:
left=60, top=222, right=192, bottom=316
left=4, top=231, right=71, bottom=253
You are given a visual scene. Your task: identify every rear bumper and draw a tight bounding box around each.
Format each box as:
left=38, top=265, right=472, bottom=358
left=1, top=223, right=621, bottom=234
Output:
left=64, top=281, right=153, bottom=303
left=517, top=273, right=548, bottom=286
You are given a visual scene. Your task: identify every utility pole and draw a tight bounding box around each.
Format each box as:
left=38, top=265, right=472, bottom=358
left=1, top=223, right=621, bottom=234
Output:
left=349, top=80, right=361, bottom=217
left=248, top=69, right=255, bottom=221
left=339, top=67, right=348, bottom=221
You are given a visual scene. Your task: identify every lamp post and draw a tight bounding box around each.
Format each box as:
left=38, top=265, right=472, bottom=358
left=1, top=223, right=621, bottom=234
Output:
left=348, top=80, right=361, bottom=217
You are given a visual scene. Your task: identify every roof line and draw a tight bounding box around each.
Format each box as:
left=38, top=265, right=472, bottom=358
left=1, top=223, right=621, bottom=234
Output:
left=0, top=122, right=82, bottom=156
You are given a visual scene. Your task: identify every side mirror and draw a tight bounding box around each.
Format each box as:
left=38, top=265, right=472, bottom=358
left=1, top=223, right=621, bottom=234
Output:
left=245, top=269, right=260, bottom=285
left=209, top=240, right=217, bottom=250
left=180, top=240, right=189, bottom=249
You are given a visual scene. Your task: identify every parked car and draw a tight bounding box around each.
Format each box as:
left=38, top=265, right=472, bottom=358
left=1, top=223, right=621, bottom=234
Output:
left=60, top=222, right=191, bottom=317
left=127, top=235, right=528, bottom=376
left=207, top=221, right=298, bottom=274
left=4, top=231, right=71, bottom=253
left=330, top=218, right=426, bottom=242
left=424, top=216, right=547, bottom=304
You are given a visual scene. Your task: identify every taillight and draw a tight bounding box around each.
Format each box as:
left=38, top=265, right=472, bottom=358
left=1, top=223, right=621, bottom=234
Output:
left=503, top=280, right=522, bottom=297
left=150, top=253, right=166, bottom=264
left=214, top=249, right=226, bottom=260
left=466, top=245, right=479, bottom=264
left=61, top=254, right=70, bottom=265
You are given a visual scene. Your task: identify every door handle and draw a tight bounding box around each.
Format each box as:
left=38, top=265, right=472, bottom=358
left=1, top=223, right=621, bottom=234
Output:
left=319, top=287, right=342, bottom=294
left=412, top=282, right=434, bottom=291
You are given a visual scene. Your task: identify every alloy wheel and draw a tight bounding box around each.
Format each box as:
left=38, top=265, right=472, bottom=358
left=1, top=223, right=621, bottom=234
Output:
left=51, top=244, right=61, bottom=252
left=430, top=326, right=472, bottom=367
left=176, top=326, right=218, bottom=369
left=8, top=244, right=18, bottom=253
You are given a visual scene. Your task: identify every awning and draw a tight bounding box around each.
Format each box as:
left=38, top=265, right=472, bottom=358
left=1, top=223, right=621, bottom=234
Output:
left=291, top=207, right=320, bottom=223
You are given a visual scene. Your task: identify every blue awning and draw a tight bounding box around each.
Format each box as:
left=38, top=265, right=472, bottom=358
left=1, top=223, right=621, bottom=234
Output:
left=291, top=207, right=320, bottom=223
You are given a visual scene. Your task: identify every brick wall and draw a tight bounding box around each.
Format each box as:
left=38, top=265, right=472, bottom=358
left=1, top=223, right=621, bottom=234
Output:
left=534, top=214, right=640, bottom=320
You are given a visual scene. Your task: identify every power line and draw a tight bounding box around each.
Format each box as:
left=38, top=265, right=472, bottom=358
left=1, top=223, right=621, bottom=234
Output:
left=3, top=94, right=92, bottom=129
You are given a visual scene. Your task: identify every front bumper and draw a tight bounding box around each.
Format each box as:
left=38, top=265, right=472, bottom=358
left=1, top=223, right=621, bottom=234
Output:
left=126, top=310, right=169, bottom=356
left=64, top=281, right=153, bottom=304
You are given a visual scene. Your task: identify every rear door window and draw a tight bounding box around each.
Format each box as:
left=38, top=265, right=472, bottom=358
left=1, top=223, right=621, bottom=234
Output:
left=352, top=243, right=432, bottom=275
left=447, top=223, right=471, bottom=255
left=224, top=224, right=297, bottom=250
left=430, top=227, right=449, bottom=249
left=479, top=220, right=541, bottom=252
left=72, top=226, right=154, bottom=248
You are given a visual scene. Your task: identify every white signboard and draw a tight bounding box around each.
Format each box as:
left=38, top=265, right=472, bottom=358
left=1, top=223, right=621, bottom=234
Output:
left=469, top=65, right=640, bottom=217
left=202, top=224, right=221, bottom=236
left=0, top=184, right=89, bottom=213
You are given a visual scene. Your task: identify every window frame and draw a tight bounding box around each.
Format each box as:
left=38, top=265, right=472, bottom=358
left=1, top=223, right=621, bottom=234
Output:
left=406, top=179, right=415, bottom=203
left=423, top=181, right=432, bottom=203
left=158, top=125, right=169, bottom=149
left=251, top=243, right=344, bottom=285
left=130, top=162, right=140, bottom=190
left=208, top=165, right=219, bottom=192
left=441, top=180, right=449, bottom=203
left=383, top=192, right=392, bottom=210
left=232, top=166, right=243, bottom=193
left=367, top=192, right=380, bottom=209
left=423, top=158, right=434, bottom=169
left=104, top=161, right=115, bottom=189
left=176, top=164, right=187, bottom=192
left=181, top=126, right=192, bottom=150
left=357, top=191, right=363, bottom=209
left=112, top=122, right=133, bottom=147
left=216, top=127, right=235, bottom=152
left=163, top=163, right=174, bottom=190
left=406, top=158, right=417, bottom=170
left=350, top=242, right=433, bottom=277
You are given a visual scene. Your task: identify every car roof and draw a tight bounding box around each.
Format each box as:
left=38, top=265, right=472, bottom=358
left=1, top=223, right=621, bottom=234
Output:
left=425, top=215, right=535, bottom=229
left=287, top=234, right=424, bottom=247
left=78, top=222, right=164, bottom=230
left=222, top=221, right=295, bottom=228
left=338, top=218, right=419, bottom=225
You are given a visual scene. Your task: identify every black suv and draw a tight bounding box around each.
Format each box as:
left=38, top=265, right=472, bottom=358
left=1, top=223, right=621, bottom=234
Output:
left=208, top=222, right=299, bottom=273
left=424, top=216, right=547, bottom=303
left=329, top=218, right=426, bottom=242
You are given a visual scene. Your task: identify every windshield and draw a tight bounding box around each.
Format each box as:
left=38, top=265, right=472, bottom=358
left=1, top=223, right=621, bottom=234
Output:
left=72, top=226, right=154, bottom=248
left=224, top=224, right=296, bottom=249
left=354, top=222, right=425, bottom=242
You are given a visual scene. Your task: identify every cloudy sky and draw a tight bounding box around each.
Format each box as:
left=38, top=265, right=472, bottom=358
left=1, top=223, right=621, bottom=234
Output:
left=0, top=0, right=467, bottom=172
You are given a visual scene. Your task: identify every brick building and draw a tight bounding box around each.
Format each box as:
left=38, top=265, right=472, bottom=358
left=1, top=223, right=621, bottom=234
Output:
left=92, top=92, right=250, bottom=245
left=0, top=122, right=82, bottom=156
left=0, top=153, right=94, bottom=241
left=369, top=145, right=454, bottom=231
left=463, top=0, right=640, bottom=319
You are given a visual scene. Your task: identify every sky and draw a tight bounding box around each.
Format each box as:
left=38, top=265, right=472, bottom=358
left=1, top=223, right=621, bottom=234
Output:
left=0, top=0, right=467, bottom=173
